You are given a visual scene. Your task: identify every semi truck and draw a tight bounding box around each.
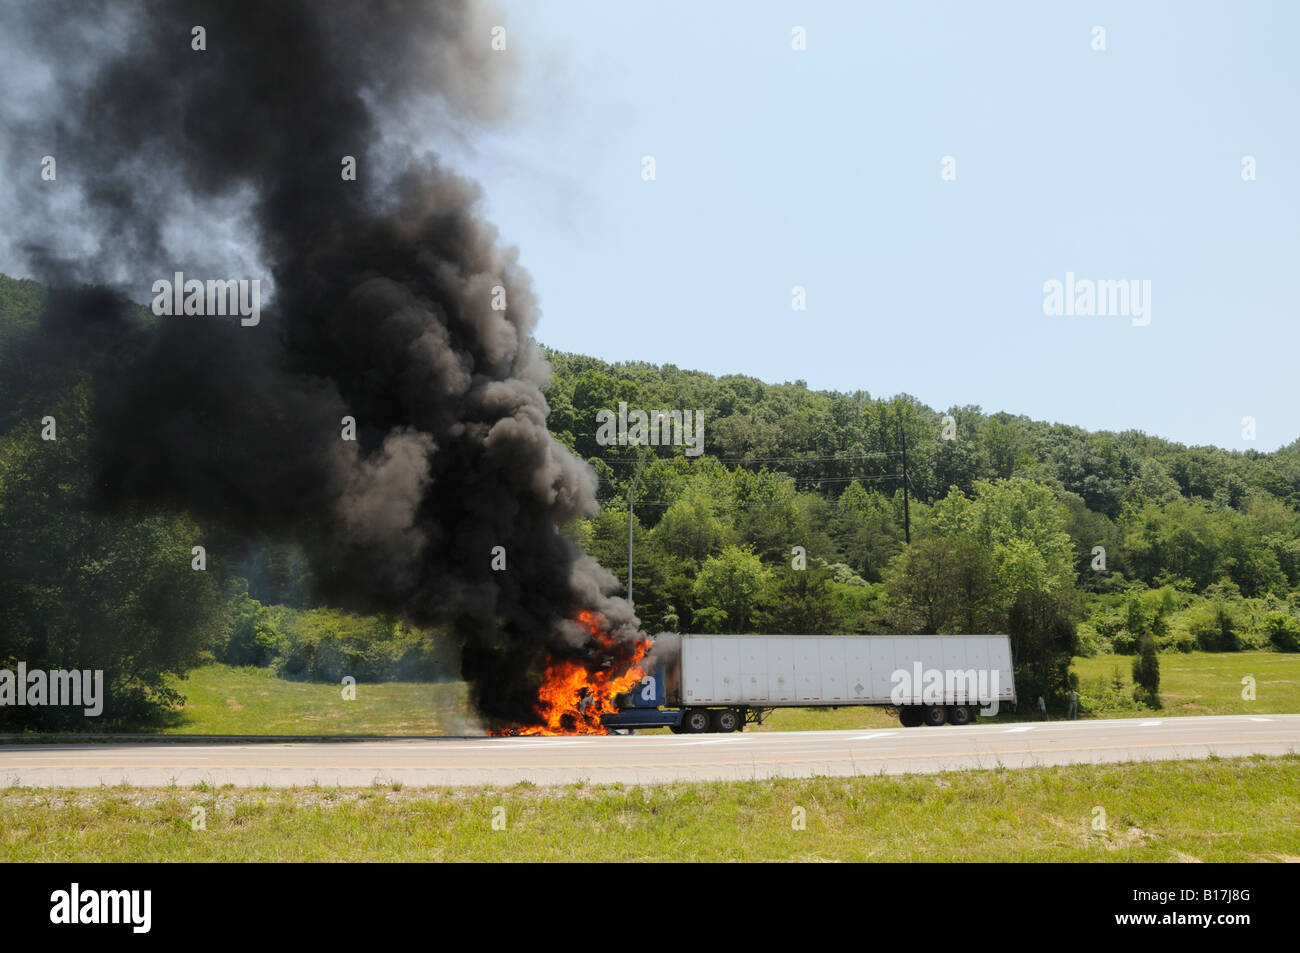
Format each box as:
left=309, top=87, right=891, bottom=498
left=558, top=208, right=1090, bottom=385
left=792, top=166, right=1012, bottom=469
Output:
left=601, top=633, right=1016, bottom=733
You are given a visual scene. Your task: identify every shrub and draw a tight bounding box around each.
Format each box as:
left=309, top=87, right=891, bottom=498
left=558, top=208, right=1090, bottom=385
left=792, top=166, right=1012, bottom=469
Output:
left=1075, top=621, right=1112, bottom=657
left=1079, top=675, right=1140, bottom=713
left=1188, top=605, right=1240, bottom=651
left=219, top=579, right=285, bottom=667
left=1262, top=611, right=1300, bottom=652
left=1132, top=634, right=1161, bottom=708
left=274, top=609, right=451, bottom=682
left=1111, top=628, right=1139, bottom=654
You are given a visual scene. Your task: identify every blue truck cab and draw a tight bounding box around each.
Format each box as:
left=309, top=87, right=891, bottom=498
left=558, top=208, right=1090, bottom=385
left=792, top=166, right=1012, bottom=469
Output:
left=600, top=664, right=684, bottom=730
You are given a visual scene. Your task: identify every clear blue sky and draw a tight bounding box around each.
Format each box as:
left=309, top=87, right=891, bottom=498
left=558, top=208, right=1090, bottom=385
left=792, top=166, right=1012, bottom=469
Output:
left=450, top=0, right=1299, bottom=451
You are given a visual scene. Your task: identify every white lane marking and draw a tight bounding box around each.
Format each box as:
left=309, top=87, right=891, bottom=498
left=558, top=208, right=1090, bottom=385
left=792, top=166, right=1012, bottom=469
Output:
left=1140, top=721, right=1162, bottom=726
left=675, top=738, right=738, bottom=746
left=1248, top=717, right=1272, bottom=722
left=1004, top=726, right=1034, bottom=733
left=852, top=733, right=895, bottom=740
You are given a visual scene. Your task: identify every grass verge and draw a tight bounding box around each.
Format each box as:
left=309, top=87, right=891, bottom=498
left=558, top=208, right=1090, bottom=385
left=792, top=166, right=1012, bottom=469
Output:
left=2, top=755, right=1297, bottom=862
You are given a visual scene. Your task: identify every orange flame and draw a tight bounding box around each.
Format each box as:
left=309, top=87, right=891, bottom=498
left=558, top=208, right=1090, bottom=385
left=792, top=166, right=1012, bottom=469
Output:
left=497, top=610, right=649, bottom=736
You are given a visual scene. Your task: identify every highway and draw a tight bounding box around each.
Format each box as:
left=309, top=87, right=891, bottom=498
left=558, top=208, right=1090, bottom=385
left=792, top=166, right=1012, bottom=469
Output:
left=1, top=715, right=1296, bottom=787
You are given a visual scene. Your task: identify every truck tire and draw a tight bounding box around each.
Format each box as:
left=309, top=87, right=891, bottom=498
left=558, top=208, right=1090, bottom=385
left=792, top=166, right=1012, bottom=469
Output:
left=948, top=705, right=972, bottom=726
left=923, top=704, right=947, bottom=727
left=898, top=706, right=923, bottom=727
left=711, top=708, right=740, bottom=733
left=682, top=709, right=712, bottom=733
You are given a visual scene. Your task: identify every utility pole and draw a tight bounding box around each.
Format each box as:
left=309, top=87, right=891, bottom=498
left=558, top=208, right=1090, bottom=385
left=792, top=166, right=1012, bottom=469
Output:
left=626, top=421, right=661, bottom=609
left=899, top=407, right=911, bottom=544
left=627, top=477, right=636, bottom=607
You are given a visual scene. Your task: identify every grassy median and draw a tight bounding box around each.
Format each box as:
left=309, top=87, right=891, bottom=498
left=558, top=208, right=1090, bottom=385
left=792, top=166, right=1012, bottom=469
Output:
left=2, top=755, right=1297, bottom=862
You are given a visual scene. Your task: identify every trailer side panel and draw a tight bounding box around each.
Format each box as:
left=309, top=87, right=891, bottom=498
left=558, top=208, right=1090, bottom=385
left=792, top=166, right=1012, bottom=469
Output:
left=680, top=634, right=1016, bottom=707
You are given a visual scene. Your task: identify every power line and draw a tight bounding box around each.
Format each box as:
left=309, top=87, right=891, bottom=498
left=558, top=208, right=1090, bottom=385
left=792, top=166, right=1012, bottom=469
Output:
left=594, top=489, right=909, bottom=508
left=597, top=451, right=904, bottom=463
left=598, top=451, right=903, bottom=466
left=595, top=473, right=903, bottom=492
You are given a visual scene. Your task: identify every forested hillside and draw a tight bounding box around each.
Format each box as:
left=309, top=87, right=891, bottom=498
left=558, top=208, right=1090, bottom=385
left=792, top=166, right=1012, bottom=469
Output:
left=546, top=351, right=1300, bottom=699
left=2, top=273, right=1298, bottom=726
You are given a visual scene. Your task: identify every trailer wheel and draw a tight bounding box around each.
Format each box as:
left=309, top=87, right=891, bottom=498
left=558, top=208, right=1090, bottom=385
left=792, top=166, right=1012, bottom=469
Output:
left=682, top=709, right=712, bottom=733
left=948, top=705, right=972, bottom=726
left=711, top=708, right=740, bottom=733
left=898, top=706, right=923, bottom=727
left=922, top=704, right=947, bottom=727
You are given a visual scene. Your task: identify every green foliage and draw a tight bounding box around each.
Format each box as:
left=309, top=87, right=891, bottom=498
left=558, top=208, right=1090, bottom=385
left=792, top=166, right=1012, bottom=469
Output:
left=754, top=564, right=837, bottom=634
left=828, top=581, right=890, bottom=634
left=1079, top=674, right=1141, bottom=713
left=693, top=546, right=770, bottom=633
left=219, top=578, right=284, bottom=667
left=691, top=607, right=729, bottom=634
left=651, top=482, right=727, bottom=564
left=1132, top=634, right=1161, bottom=707
left=544, top=348, right=1300, bottom=684
left=1075, top=621, right=1112, bottom=657
left=1187, top=604, right=1241, bottom=652
left=0, top=386, right=222, bottom=728
left=273, top=608, right=452, bottom=682
left=1262, top=612, right=1300, bottom=652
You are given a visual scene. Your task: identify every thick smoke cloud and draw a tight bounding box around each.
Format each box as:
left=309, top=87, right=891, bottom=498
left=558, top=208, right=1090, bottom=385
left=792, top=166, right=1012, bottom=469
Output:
left=0, top=0, right=641, bottom=725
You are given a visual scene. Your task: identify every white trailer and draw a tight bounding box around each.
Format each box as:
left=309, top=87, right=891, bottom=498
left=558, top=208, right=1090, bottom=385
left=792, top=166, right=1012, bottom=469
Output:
left=604, top=633, right=1017, bottom=733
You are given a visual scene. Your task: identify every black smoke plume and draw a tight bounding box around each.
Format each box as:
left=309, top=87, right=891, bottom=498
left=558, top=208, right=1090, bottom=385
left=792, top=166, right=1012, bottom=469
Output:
left=0, top=0, right=641, bottom=726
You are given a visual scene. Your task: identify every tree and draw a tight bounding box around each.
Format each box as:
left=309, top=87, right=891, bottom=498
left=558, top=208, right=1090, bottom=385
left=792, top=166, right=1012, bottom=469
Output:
left=1132, top=633, right=1161, bottom=707
left=829, top=482, right=904, bottom=582
left=729, top=468, right=802, bottom=563
left=693, top=546, right=770, bottom=633
left=0, top=388, right=223, bottom=727
left=890, top=479, right=1080, bottom=698
left=883, top=536, right=997, bottom=634
left=755, top=564, right=838, bottom=634
left=651, top=481, right=728, bottom=565
left=220, top=578, right=283, bottom=666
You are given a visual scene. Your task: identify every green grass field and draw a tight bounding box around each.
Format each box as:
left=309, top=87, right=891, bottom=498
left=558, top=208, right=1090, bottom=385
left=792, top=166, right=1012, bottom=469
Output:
left=133, top=651, right=1298, bottom=737
left=3, top=755, right=1296, bottom=862
left=157, top=665, right=475, bottom=735
left=1072, top=651, right=1300, bottom=718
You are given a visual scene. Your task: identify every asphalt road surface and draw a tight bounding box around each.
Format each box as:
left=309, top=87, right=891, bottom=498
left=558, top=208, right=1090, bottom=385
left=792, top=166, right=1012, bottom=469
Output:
left=2, top=715, right=1296, bottom=787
